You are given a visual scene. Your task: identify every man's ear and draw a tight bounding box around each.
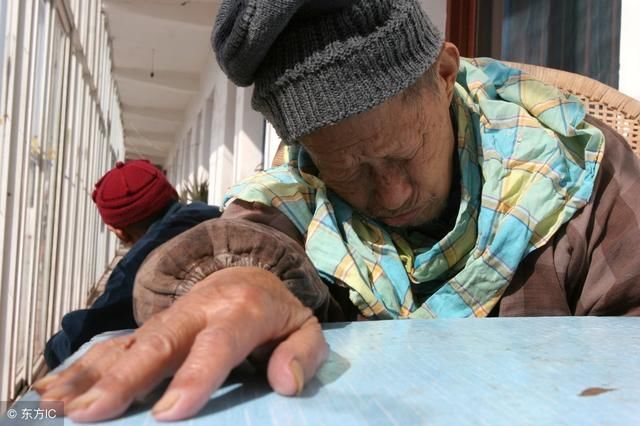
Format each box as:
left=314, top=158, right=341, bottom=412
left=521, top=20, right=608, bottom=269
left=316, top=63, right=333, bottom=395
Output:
left=436, top=42, right=460, bottom=101
left=107, top=225, right=133, bottom=245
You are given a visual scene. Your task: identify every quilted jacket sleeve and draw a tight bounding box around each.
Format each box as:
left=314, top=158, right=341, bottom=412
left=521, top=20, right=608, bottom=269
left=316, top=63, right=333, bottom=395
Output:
left=133, top=201, right=347, bottom=324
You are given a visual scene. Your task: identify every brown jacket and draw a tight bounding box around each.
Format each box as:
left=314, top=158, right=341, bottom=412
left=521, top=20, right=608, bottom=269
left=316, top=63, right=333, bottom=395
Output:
left=133, top=117, right=640, bottom=323
left=495, top=116, right=640, bottom=316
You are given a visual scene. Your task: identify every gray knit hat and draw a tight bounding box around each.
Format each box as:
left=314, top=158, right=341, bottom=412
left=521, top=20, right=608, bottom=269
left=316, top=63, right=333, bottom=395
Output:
left=213, top=0, right=443, bottom=142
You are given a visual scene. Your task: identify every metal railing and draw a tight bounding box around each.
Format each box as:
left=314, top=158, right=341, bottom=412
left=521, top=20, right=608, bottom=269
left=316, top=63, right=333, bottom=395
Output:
left=0, top=0, right=123, bottom=404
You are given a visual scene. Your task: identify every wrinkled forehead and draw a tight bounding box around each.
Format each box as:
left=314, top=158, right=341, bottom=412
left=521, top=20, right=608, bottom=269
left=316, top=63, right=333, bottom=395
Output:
left=299, top=83, right=422, bottom=159
left=300, top=104, right=389, bottom=157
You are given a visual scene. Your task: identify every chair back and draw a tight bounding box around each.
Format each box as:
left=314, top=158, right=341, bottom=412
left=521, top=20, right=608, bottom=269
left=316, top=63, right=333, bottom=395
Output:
left=503, top=61, right=640, bottom=157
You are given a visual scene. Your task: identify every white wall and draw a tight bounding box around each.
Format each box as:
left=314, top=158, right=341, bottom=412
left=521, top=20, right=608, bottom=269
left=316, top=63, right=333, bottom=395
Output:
left=165, top=55, right=265, bottom=206
left=0, top=0, right=123, bottom=402
left=208, top=68, right=237, bottom=205
left=619, top=0, right=640, bottom=100
left=419, top=0, right=447, bottom=33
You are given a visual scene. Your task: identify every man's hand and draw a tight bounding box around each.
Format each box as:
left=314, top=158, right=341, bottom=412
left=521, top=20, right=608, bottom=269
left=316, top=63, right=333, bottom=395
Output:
left=33, top=267, right=328, bottom=422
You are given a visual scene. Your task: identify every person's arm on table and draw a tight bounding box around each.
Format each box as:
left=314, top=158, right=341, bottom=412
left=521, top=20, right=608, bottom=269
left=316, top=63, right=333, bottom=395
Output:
left=34, top=213, right=338, bottom=422
left=34, top=267, right=327, bottom=422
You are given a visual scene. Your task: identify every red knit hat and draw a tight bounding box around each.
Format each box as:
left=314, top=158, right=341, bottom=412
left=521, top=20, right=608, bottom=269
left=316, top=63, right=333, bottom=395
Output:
left=92, top=160, right=178, bottom=228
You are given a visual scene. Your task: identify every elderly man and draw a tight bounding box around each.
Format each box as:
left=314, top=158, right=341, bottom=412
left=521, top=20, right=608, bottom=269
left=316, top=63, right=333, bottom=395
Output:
left=34, top=0, right=640, bottom=422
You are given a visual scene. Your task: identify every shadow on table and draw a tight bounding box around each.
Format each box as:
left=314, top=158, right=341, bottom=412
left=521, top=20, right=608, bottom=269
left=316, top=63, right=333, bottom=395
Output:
left=322, top=321, right=353, bottom=331
left=196, top=348, right=351, bottom=417
left=302, top=349, right=351, bottom=398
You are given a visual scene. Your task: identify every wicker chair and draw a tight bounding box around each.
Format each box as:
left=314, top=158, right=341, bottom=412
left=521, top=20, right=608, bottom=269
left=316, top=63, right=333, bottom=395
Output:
left=503, top=61, right=640, bottom=157
left=272, top=62, right=640, bottom=165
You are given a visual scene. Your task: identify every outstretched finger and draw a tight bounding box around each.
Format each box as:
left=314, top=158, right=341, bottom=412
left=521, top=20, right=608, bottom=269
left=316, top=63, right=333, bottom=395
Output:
left=150, top=308, right=320, bottom=420
left=64, top=311, right=204, bottom=422
left=149, top=323, right=255, bottom=421
left=34, top=334, right=136, bottom=394
left=267, top=316, right=328, bottom=396
left=36, top=334, right=137, bottom=405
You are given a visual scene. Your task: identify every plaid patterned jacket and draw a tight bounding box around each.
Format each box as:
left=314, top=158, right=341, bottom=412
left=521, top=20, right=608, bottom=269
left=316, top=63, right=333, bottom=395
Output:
left=232, top=115, right=640, bottom=318
left=494, top=116, right=640, bottom=316
left=134, top=116, right=640, bottom=321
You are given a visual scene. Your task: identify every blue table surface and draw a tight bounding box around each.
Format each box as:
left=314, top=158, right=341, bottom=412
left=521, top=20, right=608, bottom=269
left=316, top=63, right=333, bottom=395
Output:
left=12, top=317, right=640, bottom=425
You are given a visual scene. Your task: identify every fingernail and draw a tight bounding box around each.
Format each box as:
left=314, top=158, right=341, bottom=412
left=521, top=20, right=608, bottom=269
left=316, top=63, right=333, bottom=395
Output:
left=289, top=359, right=304, bottom=396
left=33, top=374, right=59, bottom=392
left=152, top=391, right=181, bottom=416
left=65, top=388, right=102, bottom=413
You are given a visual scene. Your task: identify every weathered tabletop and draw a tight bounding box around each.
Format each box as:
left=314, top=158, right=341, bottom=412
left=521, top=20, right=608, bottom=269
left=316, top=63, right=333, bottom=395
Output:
left=13, top=317, right=640, bottom=425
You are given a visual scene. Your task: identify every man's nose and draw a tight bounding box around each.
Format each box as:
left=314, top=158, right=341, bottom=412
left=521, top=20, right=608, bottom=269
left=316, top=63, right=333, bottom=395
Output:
left=372, top=163, right=412, bottom=212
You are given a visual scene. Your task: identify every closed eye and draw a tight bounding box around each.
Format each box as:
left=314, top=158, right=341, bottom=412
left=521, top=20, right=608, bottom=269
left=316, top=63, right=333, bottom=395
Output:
left=325, top=165, right=369, bottom=185
left=395, top=142, right=421, bottom=161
